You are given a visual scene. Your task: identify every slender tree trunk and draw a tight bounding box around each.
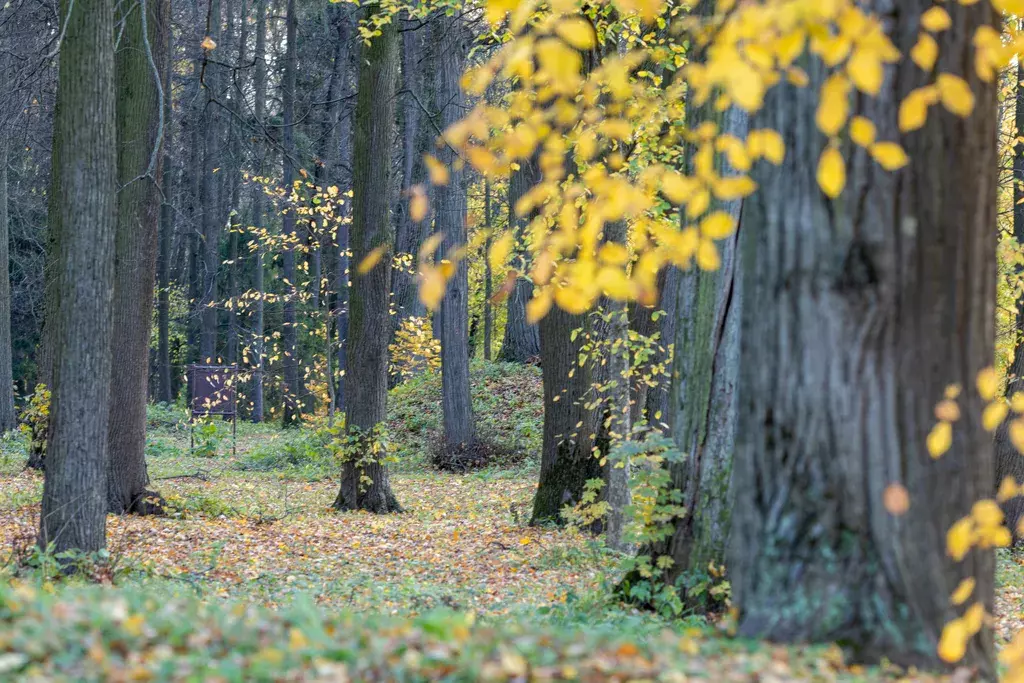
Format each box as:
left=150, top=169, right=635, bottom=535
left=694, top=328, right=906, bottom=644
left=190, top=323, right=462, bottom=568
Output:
left=997, top=58, right=1024, bottom=537
left=499, top=158, right=541, bottom=363
left=106, top=0, right=169, bottom=515
left=432, top=14, right=474, bottom=449
left=334, top=9, right=355, bottom=413
left=280, top=0, right=303, bottom=426
left=156, top=12, right=174, bottom=405
left=248, top=0, right=267, bottom=422
left=39, top=0, right=117, bottom=554
left=333, top=14, right=401, bottom=513
left=0, top=136, right=16, bottom=432
left=731, top=5, right=997, bottom=672
left=531, top=306, right=601, bottom=524
left=483, top=179, right=493, bottom=361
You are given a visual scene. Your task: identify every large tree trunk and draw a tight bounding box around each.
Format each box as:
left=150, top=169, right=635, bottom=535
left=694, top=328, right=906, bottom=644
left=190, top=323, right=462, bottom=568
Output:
left=199, top=0, right=222, bottom=363
left=499, top=158, right=541, bottom=363
left=106, top=0, right=168, bottom=515
left=156, top=18, right=174, bottom=406
left=730, top=4, right=997, bottom=673
left=39, top=0, right=117, bottom=554
left=432, top=14, right=474, bottom=450
left=0, top=136, right=16, bottom=432
left=997, top=58, right=1024, bottom=537
left=483, top=180, right=493, bottom=361
left=531, top=306, right=601, bottom=524
left=280, top=0, right=303, bottom=426
left=332, top=15, right=401, bottom=514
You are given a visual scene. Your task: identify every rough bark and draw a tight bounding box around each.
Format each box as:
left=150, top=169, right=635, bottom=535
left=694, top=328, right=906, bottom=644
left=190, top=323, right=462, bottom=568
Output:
left=499, top=157, right=541, bottom=363
left=432, top=14, right=474, bottom=449
left=248, top=0, right=267, bottom=422
left=156, top=15, right=174, bottom=405
left=531, top=306, right=601, bottom=524
left=280, top=0, right=303, bottom=425
left=39, top=0, right=117, bottom=554
left=0, top=135, right=16, bottom=432
left=997, top=58, right=1024, bottom=537
left=106, top=0, right=168, bottom=515
left=483, top=179, right=493, bottom=361
left=332, top=15, right=401, bottom=513
left=730, top=4, right=997, bottom=673
left=199, top=0, right=223, bottom=362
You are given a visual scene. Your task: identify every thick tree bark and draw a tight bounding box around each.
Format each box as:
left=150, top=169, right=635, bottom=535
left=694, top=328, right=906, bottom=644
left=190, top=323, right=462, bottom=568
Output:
left=332, top=15, right=401, bottom=513
left=483, top=180, right=493, bottom=361
left=0, top=137, right=16, bottom=432
left=199, top=0, right=223, bottom=362
left=730, top=4, right=997, bottom=673
left=531, top=306, right=601, bottom=524
left=106, top=0, right=168, bottom=515
left=280, top=0, right=303, bottom=426
left=432, top=14, right=474, bottom=449
left=997, top=58, right=1024, bottom=537
left=39, top=0, right=117, bottom=554
left=499, top=158, right=541, bottom=363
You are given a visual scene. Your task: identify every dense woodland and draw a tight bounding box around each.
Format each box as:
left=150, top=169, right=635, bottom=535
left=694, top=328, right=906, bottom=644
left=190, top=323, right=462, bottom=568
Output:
left=3, top=0, right=1024, bottom=680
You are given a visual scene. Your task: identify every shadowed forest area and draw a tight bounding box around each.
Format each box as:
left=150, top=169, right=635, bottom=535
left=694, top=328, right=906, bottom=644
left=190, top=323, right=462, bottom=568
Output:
left=4, top=0, right=1024, bottom=680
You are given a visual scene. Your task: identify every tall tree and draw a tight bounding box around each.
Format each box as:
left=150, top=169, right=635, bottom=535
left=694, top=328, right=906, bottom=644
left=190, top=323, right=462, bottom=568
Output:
left=482, top=179, right=493, bottom=361
left=199, top=0, right=223, bottom=362
left=498, top=158, right=541, bottom=363
left=432, top=14, right=474, bottom=450
left=106, top=0, right=169, bottom=514
left=280, top=0, right=303, bottom=425
left=997, top=51, right=1024, bottom=536
left=332, top=15, right=402, bottom=513
left=39, top=0, right=117, bottom=553
left=156, top=7, right=175, bottom=406
left=730, top=3, right=997, bottom=672
left=248, top=0, right=268, bottom=422
left=0, top=131, right=16, bottom=432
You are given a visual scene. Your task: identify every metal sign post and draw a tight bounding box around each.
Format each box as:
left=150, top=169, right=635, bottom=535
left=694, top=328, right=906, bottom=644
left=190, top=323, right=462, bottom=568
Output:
left=187, top=364, right=238, bottom=457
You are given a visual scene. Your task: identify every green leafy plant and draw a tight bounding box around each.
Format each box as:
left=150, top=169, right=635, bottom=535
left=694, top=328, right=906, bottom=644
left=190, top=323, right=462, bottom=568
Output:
left=19, top=384, right=49, bottom=468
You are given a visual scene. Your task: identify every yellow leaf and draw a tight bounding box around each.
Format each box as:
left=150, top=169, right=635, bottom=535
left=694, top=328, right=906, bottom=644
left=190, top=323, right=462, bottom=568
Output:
left=519, top=536, right=531, bottom=545
left=424, top=155, right=450, bottom=186
left=947, top=517, right=975, bottom=561
left=201, top=36, right=217, bottom=51
left=816, top=147, right=845, bottom=199
left=997, top=475, right=1020, bottom=503
left=869, top=142, right=909, bottom=171
left=747, top=129, right=785, bottom=165
left=699, top=211, right=735, bottom=240
left=554, top=17, right=595, bottom=50
left=526, top=289, right=553, bottom=323
left=936, top=74, right=975, bottom=118
left=963, top=603, right=985, bottom=636
left=926, top=420, right=952, bottom=458
left=982, top=401, right=1009, bottom=432
left=410, top=186, right=429, bottom=222
left=911, top=33, right=938, bottom=71
left=882, top=483, right=910, bottom=516
left=695, top=240, right=720, bottom=271
left=847, top=49, right=883, bottom=96
left=973, top=499, right=1005, bottom=528
left=419, top=268, right=445, bottom=310
left=357, top=245, right=387, bottom=275
left=977, top=367, right=999, bottom=401
left=921, top=7, right=952, bottom=33
left=661, top=171, right=697, bottom=204
left=950, top=578, right=976, bottom=606
left=849, top=117, right=876, bottom=148
left=899, top=88, right=934, bottom=132
left=937, top=618, right=968, bottom=664
left=289, top=627, right=309, bottom=650
left=489, top=231, right=514, bottom=272
left=816, top=74, right=850, bottom=137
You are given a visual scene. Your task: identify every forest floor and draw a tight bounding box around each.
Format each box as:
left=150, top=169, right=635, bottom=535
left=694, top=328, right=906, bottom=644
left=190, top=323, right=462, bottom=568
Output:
left=0, top=362, right=1021, bottom=680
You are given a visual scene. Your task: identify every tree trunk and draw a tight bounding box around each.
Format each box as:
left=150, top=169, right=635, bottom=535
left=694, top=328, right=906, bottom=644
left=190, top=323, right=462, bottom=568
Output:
left=499, top=158, right=541, bottom=363
left=0, top=136, right=16, bottom=432
left=334, top=9, right=355, bottom=413
left=531, top=306, right=601, bottom=524
left=39, top=0, right=117, bottom=554
left=248, top=0, right=267, bottom=422
left=997, top=58, right=1024, bottom=537
left=199, top=0, right=222, bottom=363
left=156, top=15, right=174, bottom=405
left=280, top=0, right=303, bottom=426
left=106, top=0, right=168, bottom=515
left=483, top=179, right=493, bottom=361
left=730, top=5, right=997, bottom=673
left=332, top=14, right=401, bottom=514
left=432, top=14, right=474, bottom=449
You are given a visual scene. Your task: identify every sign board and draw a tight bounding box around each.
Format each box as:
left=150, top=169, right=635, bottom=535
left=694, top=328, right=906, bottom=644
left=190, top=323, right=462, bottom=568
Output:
left=188, top=365, right=238, bottom=417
